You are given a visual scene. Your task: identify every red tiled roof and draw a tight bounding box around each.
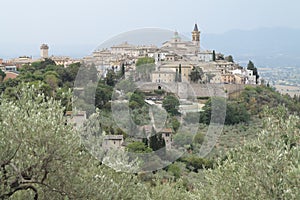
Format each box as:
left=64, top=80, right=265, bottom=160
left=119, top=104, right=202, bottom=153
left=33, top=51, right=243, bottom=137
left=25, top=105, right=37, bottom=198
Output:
left=4, top=71, right=19, bottom=81
left=161, top=128, right=173, bottom=133
left=65, top=111, right=86, bottom=116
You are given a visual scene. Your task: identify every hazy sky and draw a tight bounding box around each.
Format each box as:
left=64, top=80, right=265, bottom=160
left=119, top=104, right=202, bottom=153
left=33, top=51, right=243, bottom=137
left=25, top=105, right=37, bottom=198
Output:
left=1, top=0, right=300, bottom=57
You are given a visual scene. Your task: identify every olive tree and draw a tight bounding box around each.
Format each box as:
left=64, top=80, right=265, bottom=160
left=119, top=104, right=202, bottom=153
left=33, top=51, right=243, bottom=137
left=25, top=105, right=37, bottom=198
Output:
left=194, top=106, right=300, bottom=199
left=0, top=84, right=148, bottom=199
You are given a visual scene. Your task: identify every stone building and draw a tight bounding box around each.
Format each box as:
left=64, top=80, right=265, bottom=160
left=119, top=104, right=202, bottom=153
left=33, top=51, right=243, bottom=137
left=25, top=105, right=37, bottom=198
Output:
left=160, top=128, right=173, bottom=150
left=198, top=50, right=214, bottom=62
left=102, top=135, right=124, bottom=151
left=231, top=69, right=257, bottom=84
left=5, top=56, right=34, bottom=67
left=161, top=26, right=200, bottom=56
left=65, top=111, right=87, bottom=129
left=151, top=61, right=195, bottom=83
left=40, top=44, right=49, bottom=58
left=111, top=42, right=136, bottom=56
left=152, top=70, right=176, bottom=83
left=221, top=73, right=236, bottom=84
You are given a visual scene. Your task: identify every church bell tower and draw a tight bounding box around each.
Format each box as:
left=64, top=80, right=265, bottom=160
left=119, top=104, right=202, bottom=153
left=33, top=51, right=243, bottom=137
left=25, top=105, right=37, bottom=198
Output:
left=192, top=23, right=200, bottom=51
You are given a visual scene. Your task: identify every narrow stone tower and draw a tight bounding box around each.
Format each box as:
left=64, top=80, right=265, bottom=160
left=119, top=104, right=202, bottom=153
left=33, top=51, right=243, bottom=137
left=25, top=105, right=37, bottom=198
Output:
left=192, top=24, right=200, bottom=51
left=40, top=44, right=49, bottom=58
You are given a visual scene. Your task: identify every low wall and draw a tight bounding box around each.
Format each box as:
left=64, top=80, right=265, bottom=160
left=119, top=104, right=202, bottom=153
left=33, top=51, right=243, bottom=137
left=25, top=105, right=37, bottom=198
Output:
left=137, top=82, right=258, bottom=99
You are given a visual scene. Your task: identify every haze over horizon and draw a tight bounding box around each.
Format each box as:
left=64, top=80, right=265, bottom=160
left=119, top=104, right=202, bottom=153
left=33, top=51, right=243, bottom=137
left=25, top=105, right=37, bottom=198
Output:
left=1, top=0, right=300, bottom=67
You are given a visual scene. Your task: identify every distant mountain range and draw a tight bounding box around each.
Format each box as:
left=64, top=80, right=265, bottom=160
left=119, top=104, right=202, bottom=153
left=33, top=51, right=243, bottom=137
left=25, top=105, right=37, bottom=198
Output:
left=1, top=27, right=300, bottom=68
left=202, top=27, right=300, bottom=68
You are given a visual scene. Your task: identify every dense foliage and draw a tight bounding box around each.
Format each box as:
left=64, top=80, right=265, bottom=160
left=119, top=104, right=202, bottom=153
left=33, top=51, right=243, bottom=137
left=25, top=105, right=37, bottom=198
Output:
left=240, top=85, right=300, bottom=116
left=162, top=95, right=180, bottom=116
left=0, top=69, right=6, bottom=81
left=2, top=86, right=298, bottom=199
left=1, top=59, right=299, bottom=199
left=135, top=57, right=155, bottom=81
left=0, top=59, right=81, bottom=110
left=200, top=97, right=250, bottom=125
left=194, top=107, right=300, bottom=199
left=189, top=67, right=204, bottom=83
left=0, top=85, right=143, bottom=199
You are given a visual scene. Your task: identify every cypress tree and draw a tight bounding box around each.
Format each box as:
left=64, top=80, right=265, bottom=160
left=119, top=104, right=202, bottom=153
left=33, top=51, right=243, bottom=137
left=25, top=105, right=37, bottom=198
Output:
left=149, top=127, right=165, bottom=151
left=247, top=60, right=260, bottom=84
left=175, top=68, right=178, bottom=82
left=179, top=64, right=182, bottom=82
left=121, top=63, right=125, bottom=77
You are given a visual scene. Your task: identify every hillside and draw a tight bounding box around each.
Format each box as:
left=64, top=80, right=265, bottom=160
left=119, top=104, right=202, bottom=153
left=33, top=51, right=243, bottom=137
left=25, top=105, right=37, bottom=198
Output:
left=0, top=59, right=299, bottom=199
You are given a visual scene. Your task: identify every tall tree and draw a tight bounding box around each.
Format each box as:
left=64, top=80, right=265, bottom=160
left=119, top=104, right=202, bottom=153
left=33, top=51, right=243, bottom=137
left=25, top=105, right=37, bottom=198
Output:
left=247, top=60, right=259, bottom=84
left=178, top=64, right=182, bottom=82
left=189, top=67, right=204, bottom=83
left=120, top=63, right=125, bottom=78
left=206, top=73, right=216, bottom=83
left=0, top=69, right=6, bottom=82
left=225, top=55, right=234, bottom=62
left=212, top=50, right=216, bottom=61
left=44, top=74, right=58, bottom=96
left=149, top=127, right=166, bottom=151
left=105, top=69, right=116, bottom=86
left=95, top=82, right=113, bottom=109
left=162, top=95, right=180, bottom=116
left=200, top=97, right=226, bottom=124
left=175, top=68, right=179, bottom=82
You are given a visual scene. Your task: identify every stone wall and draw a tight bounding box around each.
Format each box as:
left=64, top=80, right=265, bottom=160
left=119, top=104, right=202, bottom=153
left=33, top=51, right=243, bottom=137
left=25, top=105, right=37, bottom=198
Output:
left=137, top=82, right=243, bottom=99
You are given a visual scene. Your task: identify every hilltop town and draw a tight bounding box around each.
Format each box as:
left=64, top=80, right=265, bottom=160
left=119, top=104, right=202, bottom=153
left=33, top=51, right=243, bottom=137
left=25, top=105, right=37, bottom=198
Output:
left=0, top=24, right=263, bottom=160
left=1, top=25, right=300, bottom=200
left=0, top=24, right=259, bottom=87
left=83, top=24, right=258, bottom=86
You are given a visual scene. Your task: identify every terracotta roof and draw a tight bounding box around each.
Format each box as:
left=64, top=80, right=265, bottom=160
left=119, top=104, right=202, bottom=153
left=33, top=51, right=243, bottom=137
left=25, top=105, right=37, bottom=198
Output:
left=4, top=71, right=19, bottom=81
left=65, top=111, right=86, bottom=116
left=161, top=128, right=173, bottom=133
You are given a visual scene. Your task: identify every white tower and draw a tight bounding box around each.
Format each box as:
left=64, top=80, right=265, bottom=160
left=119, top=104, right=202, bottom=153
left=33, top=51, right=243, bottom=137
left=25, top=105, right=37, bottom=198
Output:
left=40, top=44, right=49, bottom=58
